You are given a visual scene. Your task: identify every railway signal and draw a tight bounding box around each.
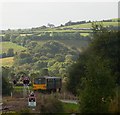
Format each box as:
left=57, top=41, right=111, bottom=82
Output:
left=28, top=92, right=36, bottom=107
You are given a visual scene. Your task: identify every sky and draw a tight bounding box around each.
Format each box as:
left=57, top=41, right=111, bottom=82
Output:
left=0, top=0, right=119, bottom=30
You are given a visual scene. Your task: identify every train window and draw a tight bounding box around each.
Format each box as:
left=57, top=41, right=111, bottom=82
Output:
left=34, top=79, right=39, bottom=84
left=40, top=78, right=45, bottom=84
left=34, top=78, right=45, bottom=84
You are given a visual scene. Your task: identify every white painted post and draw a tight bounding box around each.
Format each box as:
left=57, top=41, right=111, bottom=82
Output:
left=11, top=92, right=12, bottom=98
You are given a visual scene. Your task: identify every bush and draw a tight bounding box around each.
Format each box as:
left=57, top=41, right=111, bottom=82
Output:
left=20, top=108, right=30, bottom=115
left=39, top=96, right=64, bottom=113
left=2, top=77, right=13, bottom=96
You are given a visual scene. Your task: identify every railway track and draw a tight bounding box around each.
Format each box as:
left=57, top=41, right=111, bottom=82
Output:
left=2, top=85, right=79, bottom=113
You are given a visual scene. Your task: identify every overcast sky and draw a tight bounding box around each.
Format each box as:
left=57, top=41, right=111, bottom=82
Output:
left=0, top=1, right=118, bottom=30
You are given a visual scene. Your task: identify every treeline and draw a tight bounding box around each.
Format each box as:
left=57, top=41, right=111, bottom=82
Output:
left=64, top=19, right=119, bottom=26
left=2, top=32, right=90, bottom=43
left=0, top=48, right=14, bottom=58
left=67, top=24, right=120, bottom=113
left=65, top=20, right=89, bottom=26
left=102, top=19, right=120, bottom=22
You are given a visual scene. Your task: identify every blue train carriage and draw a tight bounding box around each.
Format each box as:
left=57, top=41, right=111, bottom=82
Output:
left=33, top=76, right=62, bottom=93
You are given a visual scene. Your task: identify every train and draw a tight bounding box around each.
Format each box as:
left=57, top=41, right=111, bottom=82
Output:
left=33, top=76, right=62, bottom=93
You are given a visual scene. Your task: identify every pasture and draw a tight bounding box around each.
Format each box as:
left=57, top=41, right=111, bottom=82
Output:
left=0, top=57, right=14, bottom=66
left=0, top=42, right=26, bottom=54
left=63, top=103, right=79, bottom=113
left=60, top=21, right=119, bottom=29
left=80, top=33, right=90, bottom=36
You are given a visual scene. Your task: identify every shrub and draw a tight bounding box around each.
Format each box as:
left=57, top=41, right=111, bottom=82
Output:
left=39, top=96, right=64, bottom=113
left=20, top=108, right=30, bottom=115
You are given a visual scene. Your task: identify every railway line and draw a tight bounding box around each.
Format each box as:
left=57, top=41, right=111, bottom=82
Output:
left=2, top=76, right=79, bottom=113
left=2, top=83, right=79, bottom=113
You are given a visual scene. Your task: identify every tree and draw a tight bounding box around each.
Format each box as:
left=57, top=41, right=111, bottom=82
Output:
left=3, top=33, right=11, bottom=41
left=55, top=54, right=65, bottom=62
left=79, top=56, right=115, bottom=113
left=2, top=66, right=13, bottom=95
left=26, top=41, right=37, bottom=49
left=2, top=66, right=10, bottom=78
left=10, top=34, right=19, bottom=43
left=40, top=68, right=49, bottom=76
left=66, top=53, right=87, bottom=95
left=40, top=96, right=64, bottom=113
left=34, top=61, right=47, bottom=70
left=47, top=23, right=55, bottom=28
left=2, top=52, right=7, bottom=58
left=7, top=48, right=14, bottom=57
left=91, top=25, right=120, bottom=85
left=65, top=55, right=74, bottom=62
left=66, top=24, right=119, bottom=113
left=14, top=52, right=33, bottom=65
left=2, top=77, right=13, bottom=95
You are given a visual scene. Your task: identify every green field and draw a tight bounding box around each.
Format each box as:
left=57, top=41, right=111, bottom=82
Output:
left=63, top=103, right=79, bottom=113
left=16, top=19, right=120, bottom=36
left=14, top=86, right=32, bottom=92
left=112, top=18, right=120, bottom=21
left=0, top=57, right=14, bottom=66
left=80, top=33, right=90, bottom=36
left=60, top=21, right=119, bottom=29
left=27, top=21, right=119, bottom=35
left=1, top=19, right=119, bottom=39
left=20, top=34, right=32, bottom=36
left=34, top=29, right=92, bottom=34
left=0, top=42, right=26, bottom=54
left=0, top=34, right=5, bottom=36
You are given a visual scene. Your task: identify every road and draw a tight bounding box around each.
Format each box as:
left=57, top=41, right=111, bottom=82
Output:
left=59, top=99, right=78, bottom=104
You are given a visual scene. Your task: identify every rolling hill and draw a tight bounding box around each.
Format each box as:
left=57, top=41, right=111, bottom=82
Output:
left=18, top=18, right=119, bottom=37
left=0, top=57, right=14, bottom=67
left=0, top=42, right=26, bottom=54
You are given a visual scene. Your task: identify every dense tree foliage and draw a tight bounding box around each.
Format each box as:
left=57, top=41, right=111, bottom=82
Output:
left=80, top=56, right=115, bottom=113
left=67, top=24, right=119, bottom=113
left=2, top=77, right=13, bottom=96
left=0, top=48, right=14, bottom=58
left=4, top=32, right=90, bottom=46
left=90, top=28, right=120, bottom=85
left=2, top=66, right=13, bottom=95
left=2, top=33, right=11, bottom=41
left=14, top=41, right=80, bottom=77
left=66, top=53, right=87, bottom=95
left=39, top=96, right=64, bottom=113
left=7, top=48, right=14, bottom=57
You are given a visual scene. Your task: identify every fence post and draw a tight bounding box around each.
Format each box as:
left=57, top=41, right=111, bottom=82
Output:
left=11, top=92, right=13, bottom=98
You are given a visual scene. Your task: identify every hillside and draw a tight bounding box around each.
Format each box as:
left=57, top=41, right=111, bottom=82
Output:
left=0, top=57, right=14, bottom=67
left=0, top=42, right=26, bottom=54
left=1, top=18, right=118, bottom=65
left=38, top=19, right=119, bottom=32
left=60, top=21, right=119, bottom=29
left=13, top=40, right=80, bottom=77
left=1, top=18, right=119, bottom=37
